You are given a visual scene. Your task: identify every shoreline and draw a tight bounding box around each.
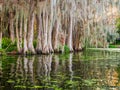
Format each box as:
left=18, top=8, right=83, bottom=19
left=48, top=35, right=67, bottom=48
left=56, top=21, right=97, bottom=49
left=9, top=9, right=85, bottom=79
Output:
left=0, top=49, right=84, bottom=56
left=87, top=48, right=120, bottom=52
left=1, top=48, right=120, bottom=56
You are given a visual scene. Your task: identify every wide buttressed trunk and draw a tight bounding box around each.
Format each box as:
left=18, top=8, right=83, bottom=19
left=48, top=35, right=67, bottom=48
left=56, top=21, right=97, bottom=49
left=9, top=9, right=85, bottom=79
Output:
left=38, top=1, right=54, bottom=54
left=36, top=1, right=44, bottom=54
left=27, top=0, right=36, bottom=54
left=41, top=8, right=49, bottom=54
left=52, top=1, right=61, bottom=52
left=27, top=12, right=36, bottom=54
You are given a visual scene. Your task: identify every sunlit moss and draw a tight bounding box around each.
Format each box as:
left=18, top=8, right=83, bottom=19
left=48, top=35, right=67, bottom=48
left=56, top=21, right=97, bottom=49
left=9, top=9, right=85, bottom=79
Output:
left=50, top=80, right=58, bottom=83
left=73, top=76, right=81, bottom=80
left=83, top=79, right=97, bottom=86
left=7, top=79, right=15, bottom=83
left=14, top=85, right=26, bottom=88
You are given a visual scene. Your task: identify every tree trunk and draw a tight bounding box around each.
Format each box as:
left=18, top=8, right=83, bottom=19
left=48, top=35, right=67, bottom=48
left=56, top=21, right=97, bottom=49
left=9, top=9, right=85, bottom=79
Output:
left=41, top=9, right=49, bottom=54
left=23, top=17, right=28, bottom=54
left=27, top=12, right=36, bottom=54
left=36, top=14, right=42, bottom=54
left=9, top=12, right=15, bottom=42
left=15, top=14, right=21, bottom=53
left=48, top=1, right=54, bottom=53
left=67, top=14, right=73, bottom=52
left=0, top=3, right=2, bottom=49
left=52, top=22, right=59, bottom=52
left=52, top=7, right=60, bottom=52
left=0, top=9, right=2, bottom=49
left=19, top=14, right=23, bottom=53
left=48, top=24, right=54, bottom=53
left=0, top=29, right=2, bottom=49
left=27, top=0, right=36, bottom=54
left=73, top=21, right=83, bottom=51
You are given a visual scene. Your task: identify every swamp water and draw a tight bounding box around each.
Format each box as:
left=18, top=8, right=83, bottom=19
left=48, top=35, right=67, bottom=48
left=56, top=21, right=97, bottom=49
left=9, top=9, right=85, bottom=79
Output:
left=1, top=51, right=120, bottom=90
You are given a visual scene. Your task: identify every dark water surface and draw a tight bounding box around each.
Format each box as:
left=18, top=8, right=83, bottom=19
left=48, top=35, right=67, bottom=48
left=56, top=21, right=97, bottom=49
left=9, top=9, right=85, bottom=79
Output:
left=1, top=51, right=120, bottom=90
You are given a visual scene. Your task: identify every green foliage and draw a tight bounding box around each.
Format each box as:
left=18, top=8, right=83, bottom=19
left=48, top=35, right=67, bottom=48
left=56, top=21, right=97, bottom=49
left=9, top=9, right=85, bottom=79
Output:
left=83, top=79, right=97, bottom=86
left=114, top=39, right=120, bottom=45
left=7, top=79, right=15, bottom=84
left=116, top=18, right=120, bottom=35
left=33, top=40, right=37, bottom=48
left=109, top=44, right=116, bottom=48
left=107, top=32, right=117, bottom=44
left=59, top=53, right=70, bottom=60
left=0, top=49, right=6, bottom=55
left=2, top=38, right=11, bottom=49
left=109, top=45, right=118, bottom=48
left=2, top=38, right=17, bottom=52
left=64, top=45, right=70, bottom=53
left=84, top=38, right=89, bottom=49
left=14, top=85, right=26, bottom=88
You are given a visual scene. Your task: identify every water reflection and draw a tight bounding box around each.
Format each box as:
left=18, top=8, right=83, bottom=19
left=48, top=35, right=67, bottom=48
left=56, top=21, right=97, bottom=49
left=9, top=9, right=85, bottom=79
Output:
left=1, top=51, right=120, bottom=90
left=0, top=60, right=2, bottom=90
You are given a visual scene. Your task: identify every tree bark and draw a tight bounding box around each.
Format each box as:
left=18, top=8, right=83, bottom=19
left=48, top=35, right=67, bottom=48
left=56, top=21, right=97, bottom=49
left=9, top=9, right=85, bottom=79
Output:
left=15, top=13, right=21, bottom=53
left=19, top=14, right=23, bottom=53
left=9, top=12, right=15, bottom=42
left=41, top=9, right=49, bottom=54
left=23, top=16, right=28, bottom=54
left=27, top=12, right=36, bottom=54
left=67, top=14, right=73, bottom=52
left=48, top=1, right=54, bottom=53
left=0, top=10, right=2, bottom=49
left=52, top=7, right=60, bottom=52
left=36, top=13, right=42, bottom=54
left=0, top=29, right=2, bottom=49
left=27, top=0, right=36, bottom=54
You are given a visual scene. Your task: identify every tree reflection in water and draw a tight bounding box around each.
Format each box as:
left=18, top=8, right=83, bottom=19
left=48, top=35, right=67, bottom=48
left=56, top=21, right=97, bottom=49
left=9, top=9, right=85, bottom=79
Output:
left=0, top=60, right=2, bottom=90
left=1, top=51, right=120, bottom=90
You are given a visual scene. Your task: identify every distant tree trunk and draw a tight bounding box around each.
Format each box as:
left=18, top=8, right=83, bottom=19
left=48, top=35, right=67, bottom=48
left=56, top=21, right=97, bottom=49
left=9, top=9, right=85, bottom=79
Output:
left=23, top=16, right=28, bottom=54
left=9, top=12, right=15, bottom=42
left=73, top=19, right=83, bottom=51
